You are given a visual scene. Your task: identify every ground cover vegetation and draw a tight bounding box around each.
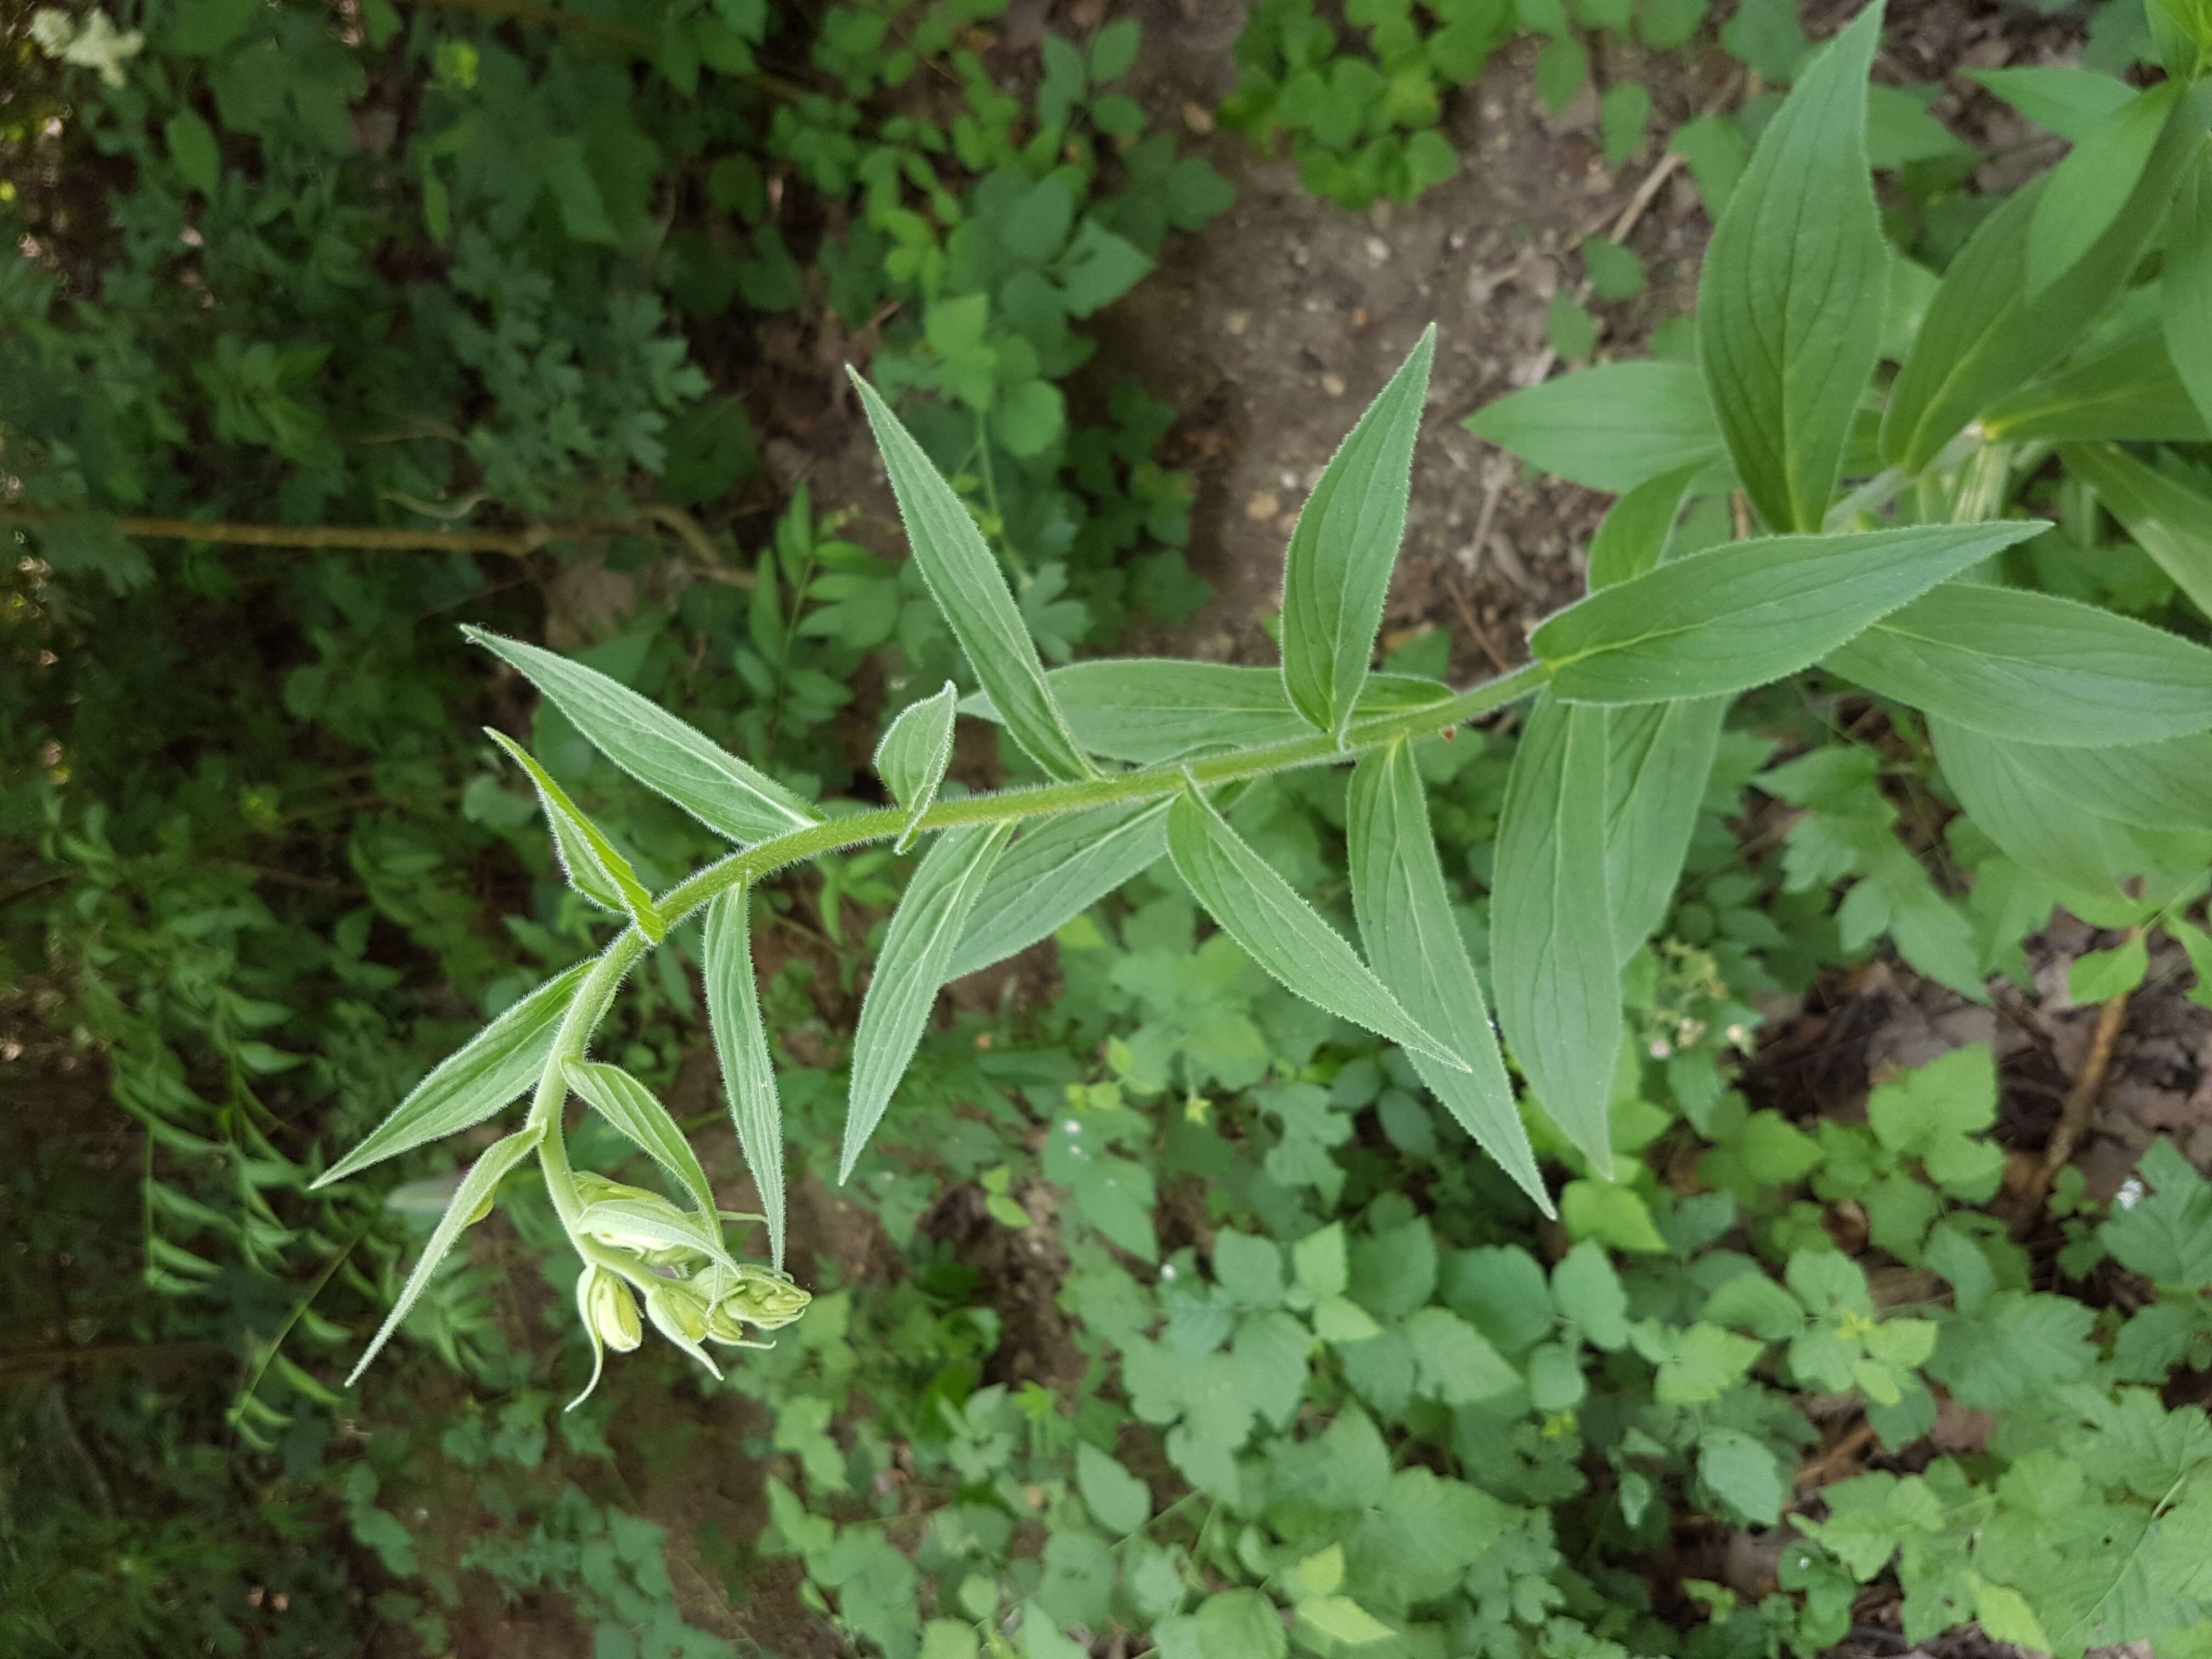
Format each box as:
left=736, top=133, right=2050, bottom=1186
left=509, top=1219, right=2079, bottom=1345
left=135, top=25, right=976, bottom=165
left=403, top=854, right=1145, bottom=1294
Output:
left=12, top=0, right=2212, bottom=1656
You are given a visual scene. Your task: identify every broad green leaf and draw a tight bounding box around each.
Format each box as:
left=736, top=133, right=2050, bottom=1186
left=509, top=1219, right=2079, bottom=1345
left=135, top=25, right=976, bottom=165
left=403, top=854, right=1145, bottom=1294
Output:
left=1699, top=1428, right=1785, bottom=1526
left=486, top=730, right=664, bottom=941
left=1994, top=727, right=2212, bottom=832
left=1345, top=1468, right=1515, bottom=1607
left=1166, top=786, right=1467, bottom=1073
left=313, top=962, right=589, bottom=1187
left=2062, top=440, right=2212, bottom=619
left=960, top=662, right=1450, bottom=764
left=1532, top=520, right=2047, bottom=703
left=848, top=374, right=1093, bottom=781
left=1489, top=691, right=1619, bottom=1173
left=346, top=1127, right=541, bottom=1383
left=2028, top=84, right=2180, bottom=295
left=1696, top=4, right=1884, bottom=532
left=1982, top=329, right=2208, bottom=444
left=1964, top=65, right=2136, bottom=142
left=465, top=628, right=819, bottom=844
left=165, top=108, right=220, bottom=195
left=1075, top=1443, right=1151, bottom=1534
left=563, top=1059, right=716, bottom=1219
left=1606, top=697, right=1728, bottom=958
left=944, top=799, right=1169, bottom=979
left=705, top=887, right=786, bottom=1266
left=1587, top=465, right=1700, bottom=589
left=1827, top=582, right=2212, bottom=745
left=1464, top=360, right=1725, bottom=493
left=874, top=681, right=958, bottom=851
left=1883, top=88, right=2201, bottom=471
left=2164, top=148, right=2212, bottom=436
left=1929, top=717, right=2145, bottom=898
left=840, top=823, right=1014, bottom=1181
left=1347, top=741, right=1550, bottom=1214
left=1282, top=326, right=1435, bottom=736
left=1152, top=1589, right=1287, bottom=1659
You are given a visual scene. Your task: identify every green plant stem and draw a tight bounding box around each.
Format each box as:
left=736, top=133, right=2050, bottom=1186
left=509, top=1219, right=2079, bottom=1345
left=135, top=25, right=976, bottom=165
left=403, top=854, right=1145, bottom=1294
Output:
left=524, top=659, right=1548, bottom=1224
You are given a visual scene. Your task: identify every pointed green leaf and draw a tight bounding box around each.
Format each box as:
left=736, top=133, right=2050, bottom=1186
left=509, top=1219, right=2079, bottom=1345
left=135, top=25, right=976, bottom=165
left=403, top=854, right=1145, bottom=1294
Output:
left=347, top=1127, right=541, bottom=1383
left=1588, top=465, right=1700, bottom=589
left=961, top=663, right=1449, bottom=765
left=842, top=822, right=1015, bottom=1181
left=1883, top=85, right=2203, bottom=470
left=1993, top=727, right=2212, bottom=832
left=1348, top=742, right=1550, bottom=1214
left=847, top=374, right=1093, bottom=781
left=1532, top=520, right=2048, bottom=703
left=1826, top=582, right=2212, bottom=745
left=704, top=885, right=786, bottom=1268
left=2163, top=147, right=2212, bottom=437
left=1697, top=3, right=1885, bottom=532
left=876, top=681, right=958, bottom=851
left=1464, top=360, right=1724, bottom=493
left=313, top=962, right=589, bottom=1188
left=1491, top=692, right=1619, bottom=1174
left=2027, top=84, right=2178, bottom=296
left=2062, top=440, right=2212, bottom=621
left=1982, top=328, right=2207, bottom=444
left=1929, top=718, right=2149, bottom=898
left=945, top=799, right=1170, bottom=980
left=575, top=1196, right=740, bottom=1270
left=1280, top=326, right=1435, bottom=736
left=464, top=627, right=819, bottom=844
left=486, top=730, right=664, bottom=941
left=563, top=1059, right=715, bottom=1218
left=1166, top=786, right=1468, bottom=1073
left=1963, top=65, right=2135, bottom=143
left=1606, top=697, right=1728, bottom=960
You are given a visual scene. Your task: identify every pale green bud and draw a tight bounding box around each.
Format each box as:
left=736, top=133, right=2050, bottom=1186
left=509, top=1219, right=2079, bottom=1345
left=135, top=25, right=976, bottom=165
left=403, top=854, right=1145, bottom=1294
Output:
left=577, top=1267, right=641, bottom=1353
left=645, top=1279, right=710, bottom=1346
left=702, top=1265, right=811, bottom=1342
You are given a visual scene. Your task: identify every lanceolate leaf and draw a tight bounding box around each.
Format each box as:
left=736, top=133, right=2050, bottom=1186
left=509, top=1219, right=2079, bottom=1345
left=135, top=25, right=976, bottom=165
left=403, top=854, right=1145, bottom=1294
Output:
left=1491, top=692, right=1619, bottom=1174
left=704, top=887, right=786, bottom=1267
left=1347, top=742, right=1550, bottom=1214
left=874, top=681, right=958, bottom=851
left=1587, top=465, right=1700, bottom=589
left=1166, top=786, right=1468, bottom=1074
left=1883, top=85, right=2202, bottom=471
left=1464, top=360, right=1725, bottom=493
left=848, top=374, right=1093, bottom=782
left=1929, top=718, right=2153, bottom=896
left=1982, top=329, right=2208, bottom=444
left=1532, top=520, right=2047, bottom=703
left=313, top=962, right=589, bottom=1188
left=1825, top=582, right=2212, bottom=746
left=1994, top=729, right=2212, bottom=832
left=1963, top=65, right=2135, bottom=143
left=1696, top=3, right=1885, bottom=533
left=962, top=663, right=1449, bottom=765
left=2162, top=147, right=2212, bottom=437
left=563, top=1059, right=716, bottom=1218
left=2062, top=441, right=2212, bottom=620
left=841, top=822, right=1015, bottom=1181
left=1280, top=326, right=1435, bottom=736
left=2026, top=83, right=2180, bottom=295
left=945, top=799, right=1170, bottom=980
left=486, top=730, right=665, bottom=942
left=1606, top=698, right=1729, bottom=960
left=464, top=627, right=820, bottom=844
left=347, top=1127, right=541, bottom=1383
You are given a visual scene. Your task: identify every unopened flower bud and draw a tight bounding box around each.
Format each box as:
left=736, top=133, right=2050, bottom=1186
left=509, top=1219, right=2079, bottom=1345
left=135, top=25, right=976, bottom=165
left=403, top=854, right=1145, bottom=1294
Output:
left=577, top=1267, right=641, bottom=1353
left=645, top=1279, right=710, bottom=1346
left=703, top=1265, right=812, bottom=1342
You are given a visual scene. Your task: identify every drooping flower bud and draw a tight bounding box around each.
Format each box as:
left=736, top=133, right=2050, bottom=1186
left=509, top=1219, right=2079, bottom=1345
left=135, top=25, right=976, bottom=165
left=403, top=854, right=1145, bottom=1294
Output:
left=645, top=1278, right=711, bottom=1346
left=577, top=1266, right=641, bottom=1353
left=699, top=1264, right=812, bottom=1344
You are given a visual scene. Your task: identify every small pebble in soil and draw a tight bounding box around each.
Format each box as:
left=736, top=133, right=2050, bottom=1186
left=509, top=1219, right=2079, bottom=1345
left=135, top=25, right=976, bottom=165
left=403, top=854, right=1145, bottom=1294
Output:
left=1365, top=236, right=1392, bottom=264
left=1321, top=373, right=1346, bottom=397
left=1181, top=101, right=1213, bottom=133
left=1224, top=311, right=1249, bottom=335
left=1245, top=493, right=1280, bottom=521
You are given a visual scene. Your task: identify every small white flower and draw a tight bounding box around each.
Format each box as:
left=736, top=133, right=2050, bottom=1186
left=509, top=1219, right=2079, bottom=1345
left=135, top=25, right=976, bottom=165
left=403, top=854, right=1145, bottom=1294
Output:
left=2118, top=1177, right=2146, bottom=1211
left=30, top=8, right=145, bottom=86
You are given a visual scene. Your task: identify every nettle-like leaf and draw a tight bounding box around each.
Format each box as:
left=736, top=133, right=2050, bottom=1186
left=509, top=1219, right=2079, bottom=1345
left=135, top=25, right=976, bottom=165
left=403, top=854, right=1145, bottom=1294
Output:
left=848, top=373, right=1093, bottom=782
left=465, top=627, right=819, bottom=844
left=1167, top=783, right=1468, bottom=1074
left=945, top=799, right=1170, bottom=980
left=1930, top=718, right=2155, bottom=898
left=563, top=1059, right=715, bottom=1218
left=840, top=822, right=1015, bottom=1181
left=874, top=680, right=958, bottom=851
left=313, top=961, right=589, bottom=1188
left=1696, top=2, right=1884, bottom=533
left=1826, top=581, right=2212, bottom=746
left=705, top=886, right=787, bottom=1267
left=1983, top=329, right=2207, bottom=446
left=1347, top=740, right=1549, bottom=1213
left=1279, top=325, right=1434, bottom=737
left=1465, top=359, right=1724, bottom=493
left=486, top=729, right=665, bottom=941
left=1489, top=691, right=1619, bottom=1173
left=1532, top=520, right=2047, bottom=703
